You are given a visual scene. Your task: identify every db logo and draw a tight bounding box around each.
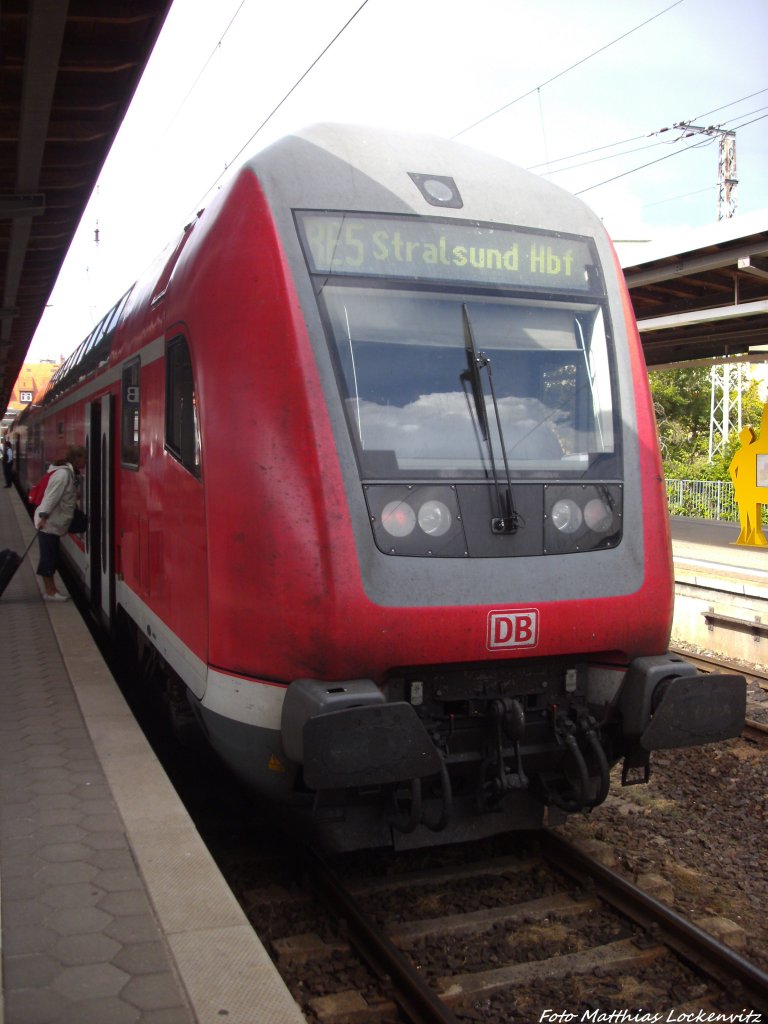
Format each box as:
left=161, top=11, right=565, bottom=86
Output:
left=487, top=609, right=539, bottom=650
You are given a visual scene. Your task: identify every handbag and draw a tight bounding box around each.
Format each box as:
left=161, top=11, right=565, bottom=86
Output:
left=69, top=508, right=88, bottom=534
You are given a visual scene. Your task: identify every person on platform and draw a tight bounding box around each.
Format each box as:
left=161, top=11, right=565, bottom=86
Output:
left=2, top=438, right=13, bottom=488
left=34, top=445, right=87, bottom=601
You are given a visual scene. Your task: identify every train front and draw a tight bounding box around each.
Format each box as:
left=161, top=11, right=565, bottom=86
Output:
left=206, top=126, right=745, bottom=850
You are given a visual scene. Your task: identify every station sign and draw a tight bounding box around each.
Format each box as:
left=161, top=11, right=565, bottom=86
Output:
left=297, top=211, right=598, bottom=293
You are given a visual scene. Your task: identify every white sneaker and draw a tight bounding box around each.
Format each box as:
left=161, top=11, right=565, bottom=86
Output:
left=44, top=593, right=69, bottom=602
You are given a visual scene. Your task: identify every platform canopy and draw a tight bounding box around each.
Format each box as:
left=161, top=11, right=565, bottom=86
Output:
left=0, top=0, right=173, bottom=416
left=621, top=213, right=768, bottom=369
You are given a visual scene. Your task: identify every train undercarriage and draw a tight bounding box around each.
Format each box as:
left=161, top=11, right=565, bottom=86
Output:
left=281, top=655, right=746, bottom=850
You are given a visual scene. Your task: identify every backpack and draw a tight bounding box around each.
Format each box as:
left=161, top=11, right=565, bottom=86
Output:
left=28, top=470, right=54, bottom=507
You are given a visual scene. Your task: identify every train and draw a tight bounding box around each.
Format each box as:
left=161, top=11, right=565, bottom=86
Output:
left=12, top=123, right=745, bottom=851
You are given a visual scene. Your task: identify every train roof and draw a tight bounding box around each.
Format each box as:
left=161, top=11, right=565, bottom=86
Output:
left=245, top=123, right=608, bottom=241
left=36, top=123, right=615, bottom=405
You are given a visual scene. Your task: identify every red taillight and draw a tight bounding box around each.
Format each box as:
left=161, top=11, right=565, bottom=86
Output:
left=381, top=500, right=416, bottom=537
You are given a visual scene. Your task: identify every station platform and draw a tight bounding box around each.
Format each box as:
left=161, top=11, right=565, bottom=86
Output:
left=671, top=516, right=768, bottom=587
left=0, top=486, right=306, bottom=1024
left=670, top=516, right=768, bottom=665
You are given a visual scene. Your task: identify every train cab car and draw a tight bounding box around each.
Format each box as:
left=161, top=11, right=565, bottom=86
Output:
left=15, top=124, right=746, bottom=851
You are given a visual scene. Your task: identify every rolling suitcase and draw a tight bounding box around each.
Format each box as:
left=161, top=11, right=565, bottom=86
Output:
left=0, top=535, right=37, bottom=598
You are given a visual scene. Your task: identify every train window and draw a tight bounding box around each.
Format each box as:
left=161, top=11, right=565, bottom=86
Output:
left=69, top=336, right=90, bottom=374
left=102, top=289, right=131, bottom=340
left=86, top=318, right=107, bottom=355
left=41, top=288, right=131, bottom=405
left=165, top=336, right=201, bottom=478
left=152, top=223, right=195, bottom=306
left=121, top=358, right=141, bottom=469
left=320, top=285, right=619, bottom=479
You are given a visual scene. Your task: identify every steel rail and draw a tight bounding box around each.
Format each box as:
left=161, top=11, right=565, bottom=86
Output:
left=670, top=645, right=768, bottom=739
left=744, top=718, right=768, bottom=743
left=540, top=830, right=768, bottom=1010
left=670, top=645, right=768, bottom=684
left=301, top=845, right=462, bottom=1024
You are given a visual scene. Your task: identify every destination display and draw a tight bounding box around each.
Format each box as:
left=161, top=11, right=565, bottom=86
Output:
left=297, top=212, right=597, bottom=292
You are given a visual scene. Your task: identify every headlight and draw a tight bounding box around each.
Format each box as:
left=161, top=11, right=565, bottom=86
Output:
left=366, top=485, right=467, bottom=556
left=381, top=500, right=416, bottom=537
left=418, top=500, right=452, bottom=536
left=550, top=498, right=583, bottom=534
left=544, top=484, right=622, bottom=554
left=584, top=497, right=614, bottom=534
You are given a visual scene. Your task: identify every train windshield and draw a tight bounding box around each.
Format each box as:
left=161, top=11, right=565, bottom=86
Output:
left=319, top=285, right=617, bottom=479
left=296, top=211, right=618, bottom=480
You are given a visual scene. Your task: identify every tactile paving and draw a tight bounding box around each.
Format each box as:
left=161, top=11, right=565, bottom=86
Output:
left=1, top=483, right=307, bottom=1024
left=0, top=489, right=195, bottom=1024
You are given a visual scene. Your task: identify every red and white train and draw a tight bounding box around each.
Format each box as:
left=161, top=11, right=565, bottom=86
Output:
left=14, top=124, right=744, bottom=850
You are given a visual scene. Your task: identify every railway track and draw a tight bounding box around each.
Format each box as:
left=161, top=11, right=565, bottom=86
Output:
left=253, top=833, right=768, bottom=1024
left=101, top=622, right=768, bottom=1023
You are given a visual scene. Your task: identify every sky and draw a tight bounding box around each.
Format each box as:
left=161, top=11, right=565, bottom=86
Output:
left=27, top=0, right=768, bottom=363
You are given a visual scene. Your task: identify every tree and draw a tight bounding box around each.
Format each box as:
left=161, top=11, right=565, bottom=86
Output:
left=649, top=366, right=765, bottom=480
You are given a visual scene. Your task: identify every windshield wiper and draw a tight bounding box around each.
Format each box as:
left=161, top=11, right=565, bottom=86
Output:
left=461, top=307, right=489, bottom=442
left=460, top=304, right=518, bottom=534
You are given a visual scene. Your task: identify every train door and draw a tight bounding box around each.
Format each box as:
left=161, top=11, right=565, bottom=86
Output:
left=86, top=394, right=115, bottom=625
left=85, top=403, right=100, bottom=608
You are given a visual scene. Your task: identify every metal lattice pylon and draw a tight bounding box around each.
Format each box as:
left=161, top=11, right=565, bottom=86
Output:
left=708, top=363, right=743, bottom=461
left=717, top=130, right=738, bottom=220
left=673, top=122, right=738, bottom=221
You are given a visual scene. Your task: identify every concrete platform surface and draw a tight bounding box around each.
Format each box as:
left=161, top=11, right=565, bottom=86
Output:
left=0, top=484, right=306, bottom=1024
left=669, top=516, right=768, bottom=665
left=671, top=516, right=768, bottom=600
left=671, top=515, right=768, bottom=572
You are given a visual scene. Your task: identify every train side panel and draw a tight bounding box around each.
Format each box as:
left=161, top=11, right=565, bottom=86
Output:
left=151, top=173, right=353, bottom=684
left=111, top=268, right=208, bottom=679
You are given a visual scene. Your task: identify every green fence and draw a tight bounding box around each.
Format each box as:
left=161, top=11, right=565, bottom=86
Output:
left=665, top=478, right=768, bottom=523
left=665, top=479, right=737, bottom=522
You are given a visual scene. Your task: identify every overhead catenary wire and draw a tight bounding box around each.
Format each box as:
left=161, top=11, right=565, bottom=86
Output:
left=525, top=89, right=768, bottom=176
left=575, top=134, right=714, bottom=195
left=526, top=132, right=650, bottom=172
left=642, top=185, right=716, bottom=209
left=537, top=137, right=675, bottom=177
left=167, top=3, right=765, bottom=231
left=574, top=109, right=768, bottom=196
left=728, top=110, right=768, bottom=132
left=165, top=0, right=249, bottom=131
left=535, top=107, right=768, bottom=179
left=192, top=0, right=371, bottom=212
left=673, top=105, right=768, bottom=137
left=688, top=86, right=768, bottom=124
left=96, top=0, right=372, bottom=301
left=452, top=0, right=684, bottom=139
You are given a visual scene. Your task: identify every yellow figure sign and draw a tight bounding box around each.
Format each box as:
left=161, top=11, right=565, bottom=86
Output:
left=728, top=403, right=768, bottom=547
